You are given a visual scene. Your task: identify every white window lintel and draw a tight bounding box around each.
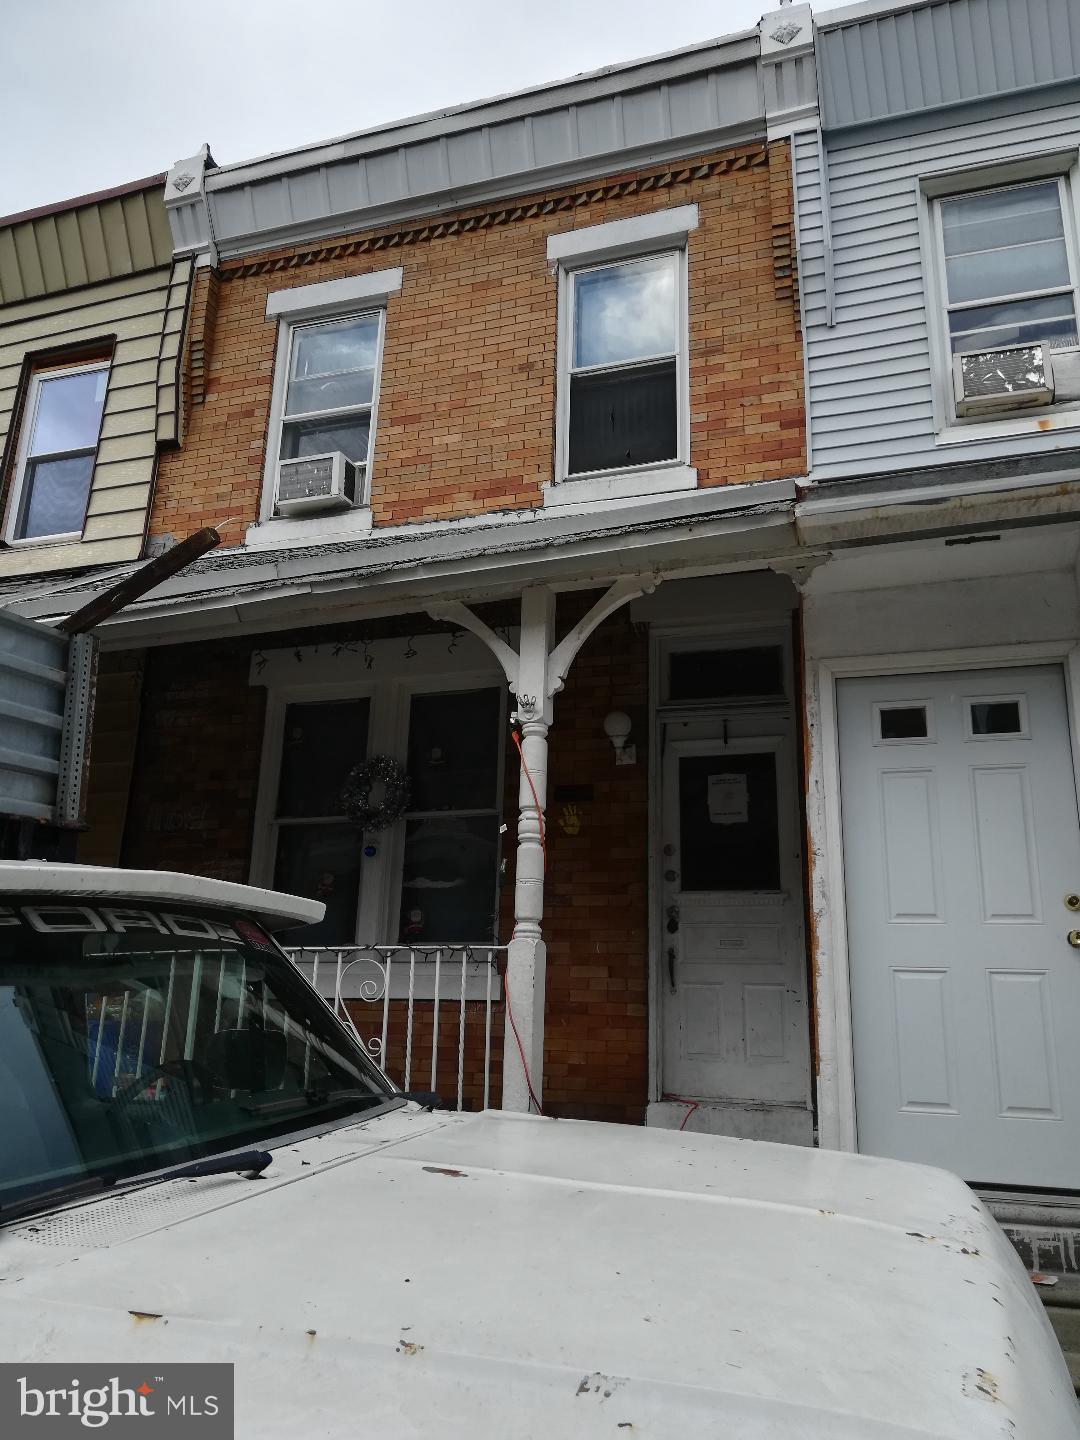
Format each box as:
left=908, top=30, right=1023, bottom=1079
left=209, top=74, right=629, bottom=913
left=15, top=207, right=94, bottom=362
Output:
left=265, top=266, right=403, bottom=321
left=546, top=204, right=699, bottom=268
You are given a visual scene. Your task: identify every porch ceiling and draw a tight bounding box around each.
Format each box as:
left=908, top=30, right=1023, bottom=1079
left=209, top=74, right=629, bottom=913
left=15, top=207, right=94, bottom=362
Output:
left=0, top=482, right=798, bottom=649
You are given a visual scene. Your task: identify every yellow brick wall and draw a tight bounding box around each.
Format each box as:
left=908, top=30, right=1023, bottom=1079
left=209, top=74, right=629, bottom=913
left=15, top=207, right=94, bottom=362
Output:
left=150, top=140, right=804, bottom=540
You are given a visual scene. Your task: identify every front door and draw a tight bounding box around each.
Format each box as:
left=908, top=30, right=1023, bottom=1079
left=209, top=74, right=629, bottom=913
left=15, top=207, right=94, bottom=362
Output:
left=838, top=665, right=1080, bottom=1188
left=660, top=717, right=812, bottom=1129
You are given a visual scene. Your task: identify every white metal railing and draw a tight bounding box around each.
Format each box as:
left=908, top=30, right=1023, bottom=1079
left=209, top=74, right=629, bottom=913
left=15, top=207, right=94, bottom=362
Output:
left=285, top=944, right=505, bottom=1112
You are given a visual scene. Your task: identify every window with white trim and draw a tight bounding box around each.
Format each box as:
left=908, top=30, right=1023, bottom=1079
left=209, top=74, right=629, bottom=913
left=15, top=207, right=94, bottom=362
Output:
left=936, top=178, right=1080, bottom=358
left=276, top=310, right=384, bottom=487
left=5, top=360, right=108, bottom=543
left=558, top=248, right=687, bottom=481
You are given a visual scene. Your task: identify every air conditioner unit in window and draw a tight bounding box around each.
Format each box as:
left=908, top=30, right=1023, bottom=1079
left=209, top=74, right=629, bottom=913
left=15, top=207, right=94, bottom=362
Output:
left=953, top=343, right=1054, bottom=417
left=274, top=452, right=363, bottom=516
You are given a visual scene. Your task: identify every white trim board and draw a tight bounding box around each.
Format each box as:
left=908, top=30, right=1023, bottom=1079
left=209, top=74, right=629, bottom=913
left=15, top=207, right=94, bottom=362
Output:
left=266, top=266, right=403, bottom=320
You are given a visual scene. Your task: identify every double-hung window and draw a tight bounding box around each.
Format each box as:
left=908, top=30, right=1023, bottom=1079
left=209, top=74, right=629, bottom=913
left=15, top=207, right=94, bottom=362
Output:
left=260, top=267, right=401, bottom=539
left=937, top=178, right=1080, bottom=360
left=565, top=251, right=683, bottom=477
left=279, top=311, right=383, bottom=483
left=6, top=360, right=108, bottom=542
left=547, top=205, right=696, bottom=500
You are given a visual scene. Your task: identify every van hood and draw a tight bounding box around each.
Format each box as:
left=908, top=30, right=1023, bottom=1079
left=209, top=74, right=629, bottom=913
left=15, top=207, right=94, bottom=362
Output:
left=0, top=1107, right=1075, bottom=1439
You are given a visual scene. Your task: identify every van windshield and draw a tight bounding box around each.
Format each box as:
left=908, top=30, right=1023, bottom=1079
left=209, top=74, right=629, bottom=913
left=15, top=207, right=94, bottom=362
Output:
left=0, top=895, right=394, bottom=1213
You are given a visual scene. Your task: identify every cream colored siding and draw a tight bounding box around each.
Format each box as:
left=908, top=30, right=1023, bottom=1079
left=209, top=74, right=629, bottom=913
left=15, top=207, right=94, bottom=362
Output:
left=0, top=220, right=191, bottom=577
left=0, top=186, right=172, bottom=305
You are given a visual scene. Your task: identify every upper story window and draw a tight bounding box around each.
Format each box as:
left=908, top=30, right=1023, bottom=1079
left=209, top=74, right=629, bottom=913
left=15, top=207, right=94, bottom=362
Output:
left=929, top=173, right=1080, bottom=431
left=545, top=205, right=697, bottom=506
left=5, top=360, right=108, bottom=543
left=279, top=312, right=382, bottom=475
left=938, top=179, right=1079, bottom=357
left=257, top=267, right=402, bottom=545
left=567, top=252, right=681, bottom=476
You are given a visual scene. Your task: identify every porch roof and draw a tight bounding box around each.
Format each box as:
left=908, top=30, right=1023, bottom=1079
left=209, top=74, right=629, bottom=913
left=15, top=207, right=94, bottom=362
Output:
left=0, top=480, right=798, bottom=649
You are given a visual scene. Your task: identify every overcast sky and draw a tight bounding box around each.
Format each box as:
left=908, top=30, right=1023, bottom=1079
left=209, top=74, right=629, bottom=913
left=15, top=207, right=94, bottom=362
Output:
left=2, top=0, right=770, bottom=217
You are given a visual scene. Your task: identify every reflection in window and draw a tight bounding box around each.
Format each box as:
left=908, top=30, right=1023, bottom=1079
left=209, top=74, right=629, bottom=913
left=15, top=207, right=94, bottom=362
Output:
left=940, top=180, right=1079, bottom=355
left=271, top=698, right=370, bottom=947
left=13, top=363, right=108, bottom=540
left=280, top=313, right=382, bottom=471
left=567, top=252, right=680, bottom=476
left=398, top=689, right=503, bottom=943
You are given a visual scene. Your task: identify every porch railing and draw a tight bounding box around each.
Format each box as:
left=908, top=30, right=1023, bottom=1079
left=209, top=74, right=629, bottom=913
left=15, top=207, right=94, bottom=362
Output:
left=285, top=944, right=505, bottom=1112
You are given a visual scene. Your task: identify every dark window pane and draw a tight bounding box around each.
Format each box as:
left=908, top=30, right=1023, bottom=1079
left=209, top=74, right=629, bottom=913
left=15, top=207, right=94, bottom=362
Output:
left=971, top=701, right=1023, bottom=736
left=669, top=647, right=784, bottom=702
left=879, top=706, right=928, bottom=741
left=568, top=360, right=676, bottom=475
left=18, top=453, right=94, bottom=539
left=678, top=753, right=780, bottom=892
left=273, top=823, right=362, bottom=947
left=281, top=413, right=370, bottom=464
left=277, top=699, right=370, bottom=818
left=406, top=689, right=501, bottom=811
left=398, top=815, right=500, bottom=943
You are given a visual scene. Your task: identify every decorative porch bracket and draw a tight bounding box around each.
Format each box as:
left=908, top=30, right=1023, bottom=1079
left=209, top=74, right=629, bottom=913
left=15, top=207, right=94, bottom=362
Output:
left=429, top=575, right=658, bottom=1113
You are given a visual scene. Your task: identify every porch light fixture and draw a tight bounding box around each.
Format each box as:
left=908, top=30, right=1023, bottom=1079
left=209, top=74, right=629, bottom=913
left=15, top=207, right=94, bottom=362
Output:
left=603, top=710, right=635, bottom=765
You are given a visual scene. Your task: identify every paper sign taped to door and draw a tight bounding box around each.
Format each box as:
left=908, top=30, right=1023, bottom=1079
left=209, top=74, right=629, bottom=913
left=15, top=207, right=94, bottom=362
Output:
left=708, top=772, right=749, bottom=825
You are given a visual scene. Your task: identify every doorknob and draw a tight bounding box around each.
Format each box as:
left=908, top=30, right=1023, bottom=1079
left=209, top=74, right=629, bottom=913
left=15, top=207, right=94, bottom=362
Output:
left=1068, top=931, right=1080, bottom=949
left=666, top=905, right=680, bottom=935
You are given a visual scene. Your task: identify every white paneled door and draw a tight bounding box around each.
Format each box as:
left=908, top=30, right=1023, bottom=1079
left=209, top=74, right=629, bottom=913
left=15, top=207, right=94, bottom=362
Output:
left=660, top=720, right=812, bottom=1116
left=838, top=666, right=1080, bottom=1188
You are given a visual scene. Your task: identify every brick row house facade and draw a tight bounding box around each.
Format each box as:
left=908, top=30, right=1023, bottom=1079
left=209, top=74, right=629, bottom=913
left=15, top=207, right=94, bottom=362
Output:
left=11, top=0, right=1080, bottom=1256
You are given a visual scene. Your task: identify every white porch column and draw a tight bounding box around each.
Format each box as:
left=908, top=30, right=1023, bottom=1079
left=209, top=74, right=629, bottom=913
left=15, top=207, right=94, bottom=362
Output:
left=428, top=575, right=657, bottom=1114
left=503, top=586, right=554, bottom=1112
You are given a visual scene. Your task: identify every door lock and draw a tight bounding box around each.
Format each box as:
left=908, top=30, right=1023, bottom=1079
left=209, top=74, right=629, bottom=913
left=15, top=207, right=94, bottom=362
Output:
left=1066, top=894, right=1080, bottom=912
left=1068, top=931, right=1080, bottom=949
left=666, top=905, right=680, bottom=935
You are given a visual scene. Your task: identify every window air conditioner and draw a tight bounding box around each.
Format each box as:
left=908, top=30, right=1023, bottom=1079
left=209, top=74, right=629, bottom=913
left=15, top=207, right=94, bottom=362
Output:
left=953, top=343, right=1054, bottom=417
left=274, top=452, right=362, bottom=516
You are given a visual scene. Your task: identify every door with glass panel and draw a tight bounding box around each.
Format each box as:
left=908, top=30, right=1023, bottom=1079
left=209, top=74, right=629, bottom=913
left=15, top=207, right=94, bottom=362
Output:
left=838, top=666, right=1080, bottom=1187
left=393, top=687, right=504, bottom=946
left=658, top=640, right=812, bottom=1129
left=269, top=697, right=371, bottom=949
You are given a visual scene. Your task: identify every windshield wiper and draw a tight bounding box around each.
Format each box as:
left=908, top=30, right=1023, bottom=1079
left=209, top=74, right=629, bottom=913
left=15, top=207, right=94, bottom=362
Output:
left=0, top=1151, right=273, bottom=1227
left=0, top=1175, right=114, bottom=1226
left=163, top=1150, right=272, bottom=1180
